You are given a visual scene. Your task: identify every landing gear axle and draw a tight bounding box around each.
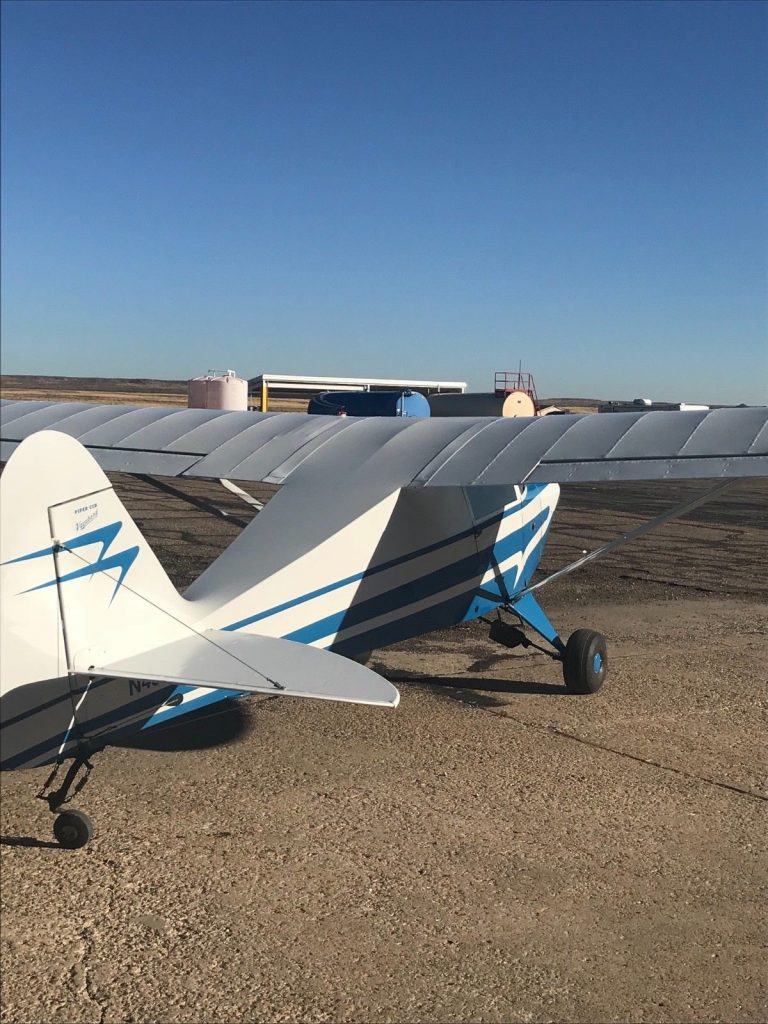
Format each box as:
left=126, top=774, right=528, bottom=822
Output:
left=37, top=751, right=97, bottom=848
left=487, top=607, right=608, bottom=695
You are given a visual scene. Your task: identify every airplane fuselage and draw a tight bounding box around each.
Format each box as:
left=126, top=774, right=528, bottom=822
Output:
left=140, top=483, right=560, bottom=731
left=0, top=480, right=559, bottom=769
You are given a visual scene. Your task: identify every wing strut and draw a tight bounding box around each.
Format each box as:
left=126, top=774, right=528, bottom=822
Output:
left=219, top=478, right=265, bottom=511
left=135, top=474, right=251, bottom=528
left=517, top=479, right=734, bottom=599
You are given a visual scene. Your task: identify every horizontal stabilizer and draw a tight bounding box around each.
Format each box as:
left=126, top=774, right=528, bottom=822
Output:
left=79, top=629, right=399, bottom=708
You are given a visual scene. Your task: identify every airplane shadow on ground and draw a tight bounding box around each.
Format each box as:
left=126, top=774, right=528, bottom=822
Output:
left=375, top=667, right=568, bottom=706
left=0, top=835, right=59, bottom=849
left=1, top=701, right=263, bottom=850
left=115, top=697, right=257, bottom=752
left=0, top=676, right=558, bottom=848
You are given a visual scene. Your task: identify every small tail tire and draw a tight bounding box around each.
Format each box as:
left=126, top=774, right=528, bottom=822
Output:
left=53, top=809, right=94, bottom=849
left=562, top=629, right=607, bottom=694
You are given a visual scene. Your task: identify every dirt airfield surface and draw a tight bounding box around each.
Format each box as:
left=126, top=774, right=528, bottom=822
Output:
left=1, top=446, right=767, bottom=1022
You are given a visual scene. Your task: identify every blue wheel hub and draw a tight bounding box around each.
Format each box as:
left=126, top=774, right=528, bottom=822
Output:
left=592, top=651, right=603, bottom=674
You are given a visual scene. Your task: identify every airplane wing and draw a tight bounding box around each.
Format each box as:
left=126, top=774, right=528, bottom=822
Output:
left=1, top=399, right=766, bottom=486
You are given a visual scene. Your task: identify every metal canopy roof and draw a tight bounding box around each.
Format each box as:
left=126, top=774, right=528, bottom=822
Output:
left=249, top=372, right=466, bottom=393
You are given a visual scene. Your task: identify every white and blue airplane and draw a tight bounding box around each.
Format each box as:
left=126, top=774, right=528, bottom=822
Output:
left=1, top=400, right=766, bottom=847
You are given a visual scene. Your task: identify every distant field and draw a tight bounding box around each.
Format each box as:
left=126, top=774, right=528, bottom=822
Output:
left=0, top=374, right=307, bottom=412
left=0, top=374, right=187, bottom=406
left=0, top=373, right=187, bottom=394
left=1, top=374, right=602, bottom=415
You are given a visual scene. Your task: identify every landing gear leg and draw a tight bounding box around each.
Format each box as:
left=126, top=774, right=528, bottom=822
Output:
left=487, top=593, right=609, bottom=695
left=37, top=753, right=96, bottom=849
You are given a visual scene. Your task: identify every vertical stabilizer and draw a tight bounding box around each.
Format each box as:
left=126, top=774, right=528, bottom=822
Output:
left=1, top=431, right=190, bottom=693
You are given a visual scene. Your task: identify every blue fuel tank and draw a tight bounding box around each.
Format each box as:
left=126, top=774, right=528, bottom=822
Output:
left=308, top=389, right=431, bottom=418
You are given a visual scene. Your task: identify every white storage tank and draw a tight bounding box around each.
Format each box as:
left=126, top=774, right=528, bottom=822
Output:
left=188, top=369, right=248, bottom=411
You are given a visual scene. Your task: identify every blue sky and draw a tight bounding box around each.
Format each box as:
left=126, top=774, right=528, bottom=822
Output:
left=2, top=0, right=766, bottom=402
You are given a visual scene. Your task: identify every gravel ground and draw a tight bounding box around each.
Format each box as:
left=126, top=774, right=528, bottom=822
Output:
left=1, top=472, right=766, bottom=1024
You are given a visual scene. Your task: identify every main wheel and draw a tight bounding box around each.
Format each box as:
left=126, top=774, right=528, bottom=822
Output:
left=562, top=629, right=607, bottom=694
left=53, top=809, right=94, bottom=849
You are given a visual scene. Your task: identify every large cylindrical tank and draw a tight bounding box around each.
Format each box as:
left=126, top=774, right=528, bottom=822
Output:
left=188, top=370, right=248, bottom=411
left=308, top=389, right=430, bottom=418
left=428, top=391, right=536, bottom=418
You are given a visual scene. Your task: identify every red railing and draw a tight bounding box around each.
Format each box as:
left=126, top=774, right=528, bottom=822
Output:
left=494, top=370, right=539, bottom=409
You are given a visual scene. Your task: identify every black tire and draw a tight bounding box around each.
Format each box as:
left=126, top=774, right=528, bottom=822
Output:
left=53, top=809, right=94, bottom=849
left=562, top=629, right=607, bottom=694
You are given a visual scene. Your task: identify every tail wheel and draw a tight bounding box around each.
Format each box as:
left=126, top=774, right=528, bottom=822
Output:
left=563, top=629, right=607, bottom=694
left=53, top=809, right=94, bottom=849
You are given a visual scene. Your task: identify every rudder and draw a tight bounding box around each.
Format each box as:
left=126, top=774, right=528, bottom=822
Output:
left=1, top=431, right=191, bottom=767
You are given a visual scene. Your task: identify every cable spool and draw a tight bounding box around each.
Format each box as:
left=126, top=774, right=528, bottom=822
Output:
left=500, top=390, right=536, bottom=417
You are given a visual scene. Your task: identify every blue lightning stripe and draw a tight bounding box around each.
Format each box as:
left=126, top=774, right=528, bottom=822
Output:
left=2, top=521, right=122, bottom=566
left=1, top=540, right=56, bottom=565
left=24, top=546, right=140, bottom=602
left=2, top=521, right=138, bottom=602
